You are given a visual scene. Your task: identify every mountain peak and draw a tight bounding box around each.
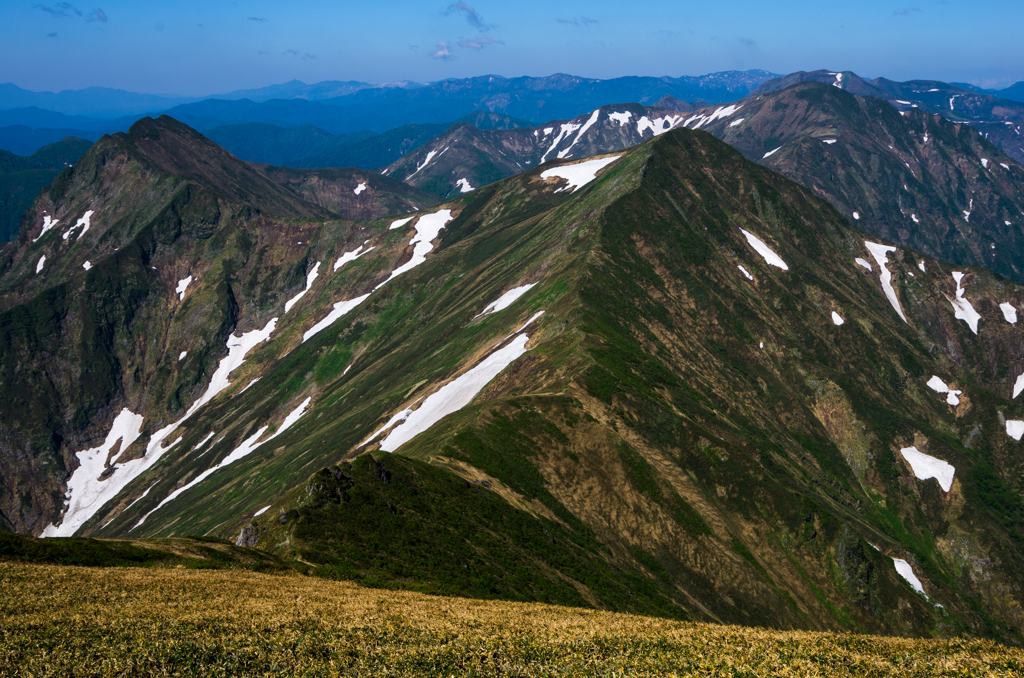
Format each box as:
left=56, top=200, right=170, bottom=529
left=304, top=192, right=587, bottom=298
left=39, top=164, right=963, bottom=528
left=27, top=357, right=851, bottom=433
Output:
left=117, top=115, right=333, bottom=220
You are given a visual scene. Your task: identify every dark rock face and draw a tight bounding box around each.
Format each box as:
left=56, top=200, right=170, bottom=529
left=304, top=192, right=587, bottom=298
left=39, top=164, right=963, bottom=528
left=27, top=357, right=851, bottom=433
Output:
left=235, top=524, right=259, bottom=547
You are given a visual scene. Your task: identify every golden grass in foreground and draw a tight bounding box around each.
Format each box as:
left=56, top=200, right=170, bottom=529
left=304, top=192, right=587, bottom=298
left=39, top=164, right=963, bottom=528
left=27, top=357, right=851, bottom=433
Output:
left=1, top=563, right=1021, bottom=677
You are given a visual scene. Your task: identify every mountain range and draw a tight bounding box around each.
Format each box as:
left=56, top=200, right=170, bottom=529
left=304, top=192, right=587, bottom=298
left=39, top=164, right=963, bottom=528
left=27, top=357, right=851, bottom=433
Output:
left=0, top=71, right=776, bottom=154
left=4, top=110, right=1024, bottom=641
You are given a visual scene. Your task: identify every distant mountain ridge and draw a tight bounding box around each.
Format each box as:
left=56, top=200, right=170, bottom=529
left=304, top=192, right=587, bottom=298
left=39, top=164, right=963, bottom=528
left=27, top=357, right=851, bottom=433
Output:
left=0, top=70, right=776, bottom=146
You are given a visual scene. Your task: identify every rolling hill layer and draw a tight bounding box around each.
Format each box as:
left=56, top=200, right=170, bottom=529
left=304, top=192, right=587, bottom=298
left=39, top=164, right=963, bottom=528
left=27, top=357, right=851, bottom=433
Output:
left=4, top=120, right=1024, bottom=641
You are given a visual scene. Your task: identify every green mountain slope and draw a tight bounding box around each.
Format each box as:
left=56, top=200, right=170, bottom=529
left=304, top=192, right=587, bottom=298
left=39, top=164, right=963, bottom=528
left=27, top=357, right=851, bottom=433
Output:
left=5, top=121, right=1024, bottom=640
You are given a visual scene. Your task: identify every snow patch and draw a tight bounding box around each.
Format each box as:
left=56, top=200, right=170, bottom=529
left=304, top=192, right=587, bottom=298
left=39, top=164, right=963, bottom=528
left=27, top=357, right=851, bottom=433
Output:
left=103, top=482, right=156, bottom=528
left=540, top=122, right=582, bottom=163
left=1007, top=420, right=1024, bottom=441
left=456, top=178, right=474, bottom=193
left=475, top=283, right=537, bottom=319
left=1000, top=302, right=1018, bottom=324
left=33, top=215, right=59, bottom=242
left=367, top=333, right=534, bottom=452
left=540, top=155, right=621, bottom=193
left=853, top=211, right=860, bottom=220
left=638, top=114, right=684, bottom=136
left=377, top=209, right=453, bottom=286
left=307, top=211, right=453, bottom=343
left=82, top=261, right=92, bottom=271
left=855, top=258, right=873, bottom=271
left=284, top=262, right=321, bottom=313
left=178, top=351, right=187, bottom=361
left=62, top=210, right=93, bottom=242
left=763, top=147, right=782, bottom=159
left=608, top=111, right=632, bottom=126
left=506, top=311, right=545, bottom=339
left=136, top=397, right=312, bottom=528
left=893, top=558, right=928, bottom=597
left=253, top=505, right=271, bottom=517
left=559, top=109, right=601, bottom=159
left=175, top=276, right=192, bottom=301
left=1013, top=374, right=1024, bottom=399
left=41, top=409, right=146, bottom=537
left=390, top=216, right=416, bottom=230
left=864, top=242, right=907, bottom=323
left=946, top=271, right=981, bottom=335
left=144, top=317, right=279, bottom=463
left=737, top=265, right=753, bottom=281
left=687, top=104, right=742, bottom=130
left=333, top=244, right=373, bottom=272
left=926, top=375, right=962, bottom=406
left=911, top=214, right=919, bottom=224
left=405, top=149, right=441, bottom=180
left=354, top=182, right=367, bottom=195
left=918, top=261, right=926, bottom=273
left=35, top=255, right=45, bottom=273
left=981, top=158, right=990, bottom=168
left=302, top=295, right=370, bottom=343
left=900, top=446, right=955, bottom=492
left=1001, top=163, right=1011, bottom=170
left=822, top=139, right=837, bottom=144
left=192, top=434, right=216, bottom=454
left=729, top=118, right=745, bottom=128
left=739, top=229, right=788, bottom=270
left=832, top=312, right=845, bottom=326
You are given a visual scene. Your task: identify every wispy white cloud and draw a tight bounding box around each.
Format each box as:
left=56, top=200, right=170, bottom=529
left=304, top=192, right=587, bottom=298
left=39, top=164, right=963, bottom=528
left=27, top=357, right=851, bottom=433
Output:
left=87, top=8, right=107, bottom=22
left=248, top=16, right=268, bottom=22
left=432, top=41, right=455, bottom=60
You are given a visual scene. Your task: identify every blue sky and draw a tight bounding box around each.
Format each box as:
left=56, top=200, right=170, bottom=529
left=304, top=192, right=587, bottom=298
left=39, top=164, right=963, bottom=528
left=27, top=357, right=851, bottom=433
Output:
left=3, top=0, right=1022, bottom=95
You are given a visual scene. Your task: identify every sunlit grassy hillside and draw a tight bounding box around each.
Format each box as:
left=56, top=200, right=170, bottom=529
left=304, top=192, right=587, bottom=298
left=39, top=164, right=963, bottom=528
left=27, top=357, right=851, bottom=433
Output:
left=2, top=563, right=1021, bottom=677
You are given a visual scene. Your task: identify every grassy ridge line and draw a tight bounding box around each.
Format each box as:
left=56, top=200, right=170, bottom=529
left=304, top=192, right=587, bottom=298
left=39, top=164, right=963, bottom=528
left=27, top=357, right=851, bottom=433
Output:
left=2, top=564, right=1021, bottom=677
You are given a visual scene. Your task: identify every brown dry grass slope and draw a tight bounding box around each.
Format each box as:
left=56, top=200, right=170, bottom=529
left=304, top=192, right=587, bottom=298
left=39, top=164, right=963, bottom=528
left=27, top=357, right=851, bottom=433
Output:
left=2, top=563, right=1022, bottom=677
